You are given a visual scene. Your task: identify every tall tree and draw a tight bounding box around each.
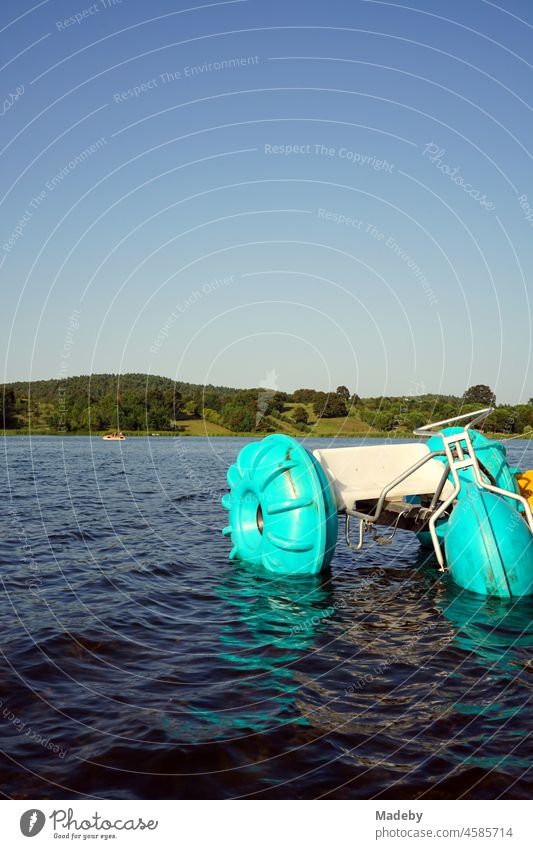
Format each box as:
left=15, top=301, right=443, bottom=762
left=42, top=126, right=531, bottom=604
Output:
left=462, top=384, right=496, bottom=406
left=1, top=387, right=16, bottom=428
left=292, top=405, right=309, bottom=424
left=293, top=388, right=319, bottom=404
left=313, top=392, right=348, bottom=418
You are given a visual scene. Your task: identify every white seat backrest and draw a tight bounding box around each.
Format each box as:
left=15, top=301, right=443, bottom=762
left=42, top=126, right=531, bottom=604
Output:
left=313, top=443, right=452, bottom=510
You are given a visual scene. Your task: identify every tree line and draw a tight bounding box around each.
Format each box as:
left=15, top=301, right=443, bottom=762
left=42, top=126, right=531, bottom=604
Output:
left=2, top=375, right=532, bottom=435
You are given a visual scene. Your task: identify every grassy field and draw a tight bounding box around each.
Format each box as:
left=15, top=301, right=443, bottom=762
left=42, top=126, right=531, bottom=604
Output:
left=172, top=419, right=234, bottom=436
left=308, top=416, right=373, bottom=437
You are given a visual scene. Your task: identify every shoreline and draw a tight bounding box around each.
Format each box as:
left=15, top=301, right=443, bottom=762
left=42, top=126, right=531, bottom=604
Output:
left=2, top=429, right=526, bottom=440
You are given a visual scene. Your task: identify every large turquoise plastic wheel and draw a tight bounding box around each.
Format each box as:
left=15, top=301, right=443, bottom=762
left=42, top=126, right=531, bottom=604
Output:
left=444, top=486, right=533, bottom=598
left=221, top=434, right=338, bottom=575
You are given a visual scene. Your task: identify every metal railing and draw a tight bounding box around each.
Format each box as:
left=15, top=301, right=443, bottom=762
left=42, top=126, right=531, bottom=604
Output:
left=415, top=407, right=533, bottom=568
left=343, top=407, right=533, bottom=568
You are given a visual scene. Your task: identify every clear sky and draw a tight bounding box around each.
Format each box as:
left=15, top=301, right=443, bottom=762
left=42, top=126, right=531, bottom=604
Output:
left=1, top=0, right=532, bottom=402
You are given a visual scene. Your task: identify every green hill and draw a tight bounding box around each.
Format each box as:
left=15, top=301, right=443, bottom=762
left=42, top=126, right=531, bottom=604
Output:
left=2, top=374, right=532, bottom=437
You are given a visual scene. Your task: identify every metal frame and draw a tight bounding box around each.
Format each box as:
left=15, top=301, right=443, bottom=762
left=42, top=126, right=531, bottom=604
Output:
left=341, top=407, right=533, bottom=569
left=344, top=448, right=449, bottom=554
left=415, top=407, right=533, bottom=568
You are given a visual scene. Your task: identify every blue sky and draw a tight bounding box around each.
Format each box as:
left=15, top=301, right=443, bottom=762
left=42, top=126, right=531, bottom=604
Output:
left=1, top=0, right=533, bottom=401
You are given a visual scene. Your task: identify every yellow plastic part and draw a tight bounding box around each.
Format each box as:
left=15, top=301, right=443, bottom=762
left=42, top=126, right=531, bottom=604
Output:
left=517, top=470, right=533, bottom=508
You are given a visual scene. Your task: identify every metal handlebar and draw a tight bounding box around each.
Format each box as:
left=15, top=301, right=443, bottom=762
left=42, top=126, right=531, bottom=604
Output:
left=414, top=407, right=493, bottom=436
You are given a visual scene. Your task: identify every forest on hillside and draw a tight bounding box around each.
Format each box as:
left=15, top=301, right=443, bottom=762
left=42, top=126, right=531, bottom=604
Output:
left=2, top=374, right=533, bottom=435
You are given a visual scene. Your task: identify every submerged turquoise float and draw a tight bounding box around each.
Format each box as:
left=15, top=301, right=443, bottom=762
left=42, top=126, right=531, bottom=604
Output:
left=444, top=486, right=533, bottom=598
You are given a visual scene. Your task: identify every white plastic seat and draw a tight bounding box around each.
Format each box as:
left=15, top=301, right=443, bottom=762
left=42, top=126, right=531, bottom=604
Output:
left=312, top=444, right=454, bottom=511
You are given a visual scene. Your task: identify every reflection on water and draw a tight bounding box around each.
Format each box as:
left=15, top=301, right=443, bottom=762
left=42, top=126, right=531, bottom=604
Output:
left=162, top=567, right=335, bottom=742
left=441, top=583, right=533, bottom=671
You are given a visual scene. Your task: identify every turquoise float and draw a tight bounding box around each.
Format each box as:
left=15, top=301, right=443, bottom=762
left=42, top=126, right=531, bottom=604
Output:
left=444, top=486, right=533, bottom=597
left=221, top=409, right=533, bottom=597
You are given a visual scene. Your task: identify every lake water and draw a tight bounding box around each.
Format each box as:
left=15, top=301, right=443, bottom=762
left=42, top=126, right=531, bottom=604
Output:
left=1, top=435, right=533, bottom=799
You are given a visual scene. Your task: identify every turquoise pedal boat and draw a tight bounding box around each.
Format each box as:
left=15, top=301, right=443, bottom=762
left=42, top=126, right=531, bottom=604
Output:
left=221, top=409, right=533, bottom=598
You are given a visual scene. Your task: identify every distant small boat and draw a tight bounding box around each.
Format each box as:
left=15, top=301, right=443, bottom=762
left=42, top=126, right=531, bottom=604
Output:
left=102, top=433, right=126, bottom=441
